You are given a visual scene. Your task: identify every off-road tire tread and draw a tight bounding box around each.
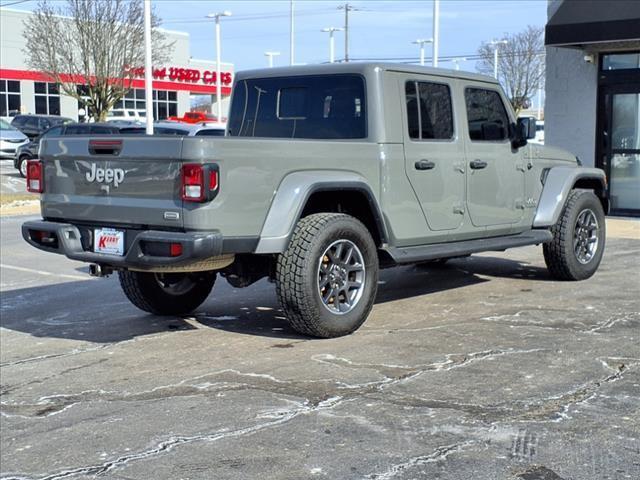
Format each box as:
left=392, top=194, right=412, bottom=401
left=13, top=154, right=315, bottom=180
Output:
left=275, top=213, right=377, bottom=338
left=543, top=189, right=604, bottom=281
left=118, top=271, right=215, bottom=315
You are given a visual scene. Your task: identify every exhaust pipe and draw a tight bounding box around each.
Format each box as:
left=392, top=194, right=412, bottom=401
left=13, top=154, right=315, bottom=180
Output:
left=89, top=264, right=113, bottom=277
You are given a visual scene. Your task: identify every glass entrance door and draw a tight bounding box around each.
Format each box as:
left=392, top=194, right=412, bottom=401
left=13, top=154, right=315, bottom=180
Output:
left=609, top=91, right=640, bottom=212
left=597, top=53, right=640, bottom=215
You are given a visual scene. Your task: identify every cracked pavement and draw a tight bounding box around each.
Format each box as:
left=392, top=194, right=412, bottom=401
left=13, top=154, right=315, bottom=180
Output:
left=1, top=215, right=639, bottom=480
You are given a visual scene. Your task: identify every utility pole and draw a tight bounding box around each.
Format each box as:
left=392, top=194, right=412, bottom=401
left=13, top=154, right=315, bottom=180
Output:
left=338, top=3, right=358, bottom=62
left=322, top=27, right=344, bottom=63
left=289, top=0, right=295, bottom=65
left=432, top=0, right=440, bottom=67
left=143, top=0, right=153, bottom=134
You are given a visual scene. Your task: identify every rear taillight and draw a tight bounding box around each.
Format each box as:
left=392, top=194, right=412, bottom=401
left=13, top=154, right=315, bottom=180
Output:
left=27, top=160, right=43, bottom=193
left=181, top=163, right=219, bottom=202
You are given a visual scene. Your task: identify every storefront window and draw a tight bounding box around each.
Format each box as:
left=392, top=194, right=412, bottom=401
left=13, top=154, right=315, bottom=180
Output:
left=0, top=80, right=21, bottom=117
left=152, top=89, right=178, bottom=120
left=602, top=53, right=640, bottom=71
left=34, top=82, right=60, bottom=115
left=110, top=88, right=175, bottom=120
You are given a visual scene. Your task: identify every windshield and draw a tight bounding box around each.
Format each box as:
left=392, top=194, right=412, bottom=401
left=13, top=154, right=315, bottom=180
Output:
left=0, top=119, right=16, bottom=130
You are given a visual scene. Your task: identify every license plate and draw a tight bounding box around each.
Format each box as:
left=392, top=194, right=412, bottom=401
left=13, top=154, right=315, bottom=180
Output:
left=94, top=228, right=125, bottom=256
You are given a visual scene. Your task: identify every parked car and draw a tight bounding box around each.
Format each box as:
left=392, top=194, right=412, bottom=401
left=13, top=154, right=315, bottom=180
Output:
left=119, top=122, right=226, bottom=136
left=106, top=109, right=147, bottom=123
left=22, top=63, right=608, bottom=338
left=167, top=111, right=223, bottom=124
left=11, top=114, right=73, bottom=140
left=528, top=119, right=545, bottom=144
left=0, top=118, right=29, bottom=160
left=14, top=122, right=120, bottom=177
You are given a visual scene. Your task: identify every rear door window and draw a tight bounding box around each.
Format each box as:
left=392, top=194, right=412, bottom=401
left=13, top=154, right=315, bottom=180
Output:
left=464, top=88, right=510, bottom=141
left=405, top=80, right=454, bottom=140
left=227, top=74, right=366, bottom=139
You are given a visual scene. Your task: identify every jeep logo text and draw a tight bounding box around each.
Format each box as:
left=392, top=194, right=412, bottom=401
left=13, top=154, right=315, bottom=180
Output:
left=86, top=164, right=125, bottom=187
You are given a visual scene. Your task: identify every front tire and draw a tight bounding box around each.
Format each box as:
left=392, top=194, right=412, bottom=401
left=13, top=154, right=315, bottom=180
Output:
left=275, top=213, right=379, bottom=338
left=543, top=190, right=606, bottom=280
left=118, top=271, right=216, bottom=315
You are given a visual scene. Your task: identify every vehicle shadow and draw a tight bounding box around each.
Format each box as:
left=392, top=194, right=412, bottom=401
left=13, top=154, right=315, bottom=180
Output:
left=0, top=255, right=550, bottom=344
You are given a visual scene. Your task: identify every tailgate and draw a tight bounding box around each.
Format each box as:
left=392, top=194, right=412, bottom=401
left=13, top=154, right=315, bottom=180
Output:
left=39, top=136, right=184, bottom=229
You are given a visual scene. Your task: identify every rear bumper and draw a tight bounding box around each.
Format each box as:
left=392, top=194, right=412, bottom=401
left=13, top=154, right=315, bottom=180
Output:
left=22, top=220, right=239, bottom=270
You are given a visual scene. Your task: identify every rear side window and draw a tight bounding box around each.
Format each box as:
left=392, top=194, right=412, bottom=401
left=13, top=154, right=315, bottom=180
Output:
left=195, top=129, right=225, bottom=137
left=90, top=126, right=118, bottom=134
left=465, top=88, right=510, bottom=141
left=227, top=74, right=366, bottom=139
left=43, top=126, right=64, bottom=137
left=405, top=81, right=454, bottom=140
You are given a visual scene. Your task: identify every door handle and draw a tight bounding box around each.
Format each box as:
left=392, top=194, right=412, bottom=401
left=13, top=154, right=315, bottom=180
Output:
left=470, top=159, right=488, bottom=170
left=415, top=159, right=436, bottom=170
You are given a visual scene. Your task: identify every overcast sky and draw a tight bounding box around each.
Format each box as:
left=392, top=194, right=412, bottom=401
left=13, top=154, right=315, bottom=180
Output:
left=8, top=0, right=548, bottom=72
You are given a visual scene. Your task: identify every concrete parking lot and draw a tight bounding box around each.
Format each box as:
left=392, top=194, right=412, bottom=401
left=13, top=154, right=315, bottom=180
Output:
left=1, top=213, right=638, bottom=480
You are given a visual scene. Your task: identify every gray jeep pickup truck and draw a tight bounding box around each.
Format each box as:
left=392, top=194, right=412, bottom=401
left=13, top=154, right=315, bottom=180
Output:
left=22, top=63, right=607, bottom=338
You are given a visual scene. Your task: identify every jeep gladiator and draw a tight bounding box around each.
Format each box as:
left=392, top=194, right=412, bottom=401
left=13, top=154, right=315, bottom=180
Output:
left=22, top=63, right=608, bottom=338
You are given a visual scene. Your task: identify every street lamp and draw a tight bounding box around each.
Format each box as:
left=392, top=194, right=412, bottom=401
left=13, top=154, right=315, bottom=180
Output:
left=264, top=51, right=281, bottom=68
left=412, top=38, right=433, bottom=66
left=206, top=10, right=232, bottom=123
left=489, top=39, right=508, bottom=79
left=450, top=57, right=467, bottom=70
left=321, top=27, right=344, bottom=63
left=143, top=0, right=153, bottom=134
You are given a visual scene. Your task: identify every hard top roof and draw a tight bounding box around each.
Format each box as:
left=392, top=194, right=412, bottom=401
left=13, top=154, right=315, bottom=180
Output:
left=235, top=62, right=497, bottom=84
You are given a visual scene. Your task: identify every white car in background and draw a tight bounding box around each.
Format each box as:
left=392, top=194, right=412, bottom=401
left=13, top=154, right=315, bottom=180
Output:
left=106, top=109, right=147, bottom=123
left=0, top=118, right=29, bottom=159
left=532, top=120, right=544, bottom=144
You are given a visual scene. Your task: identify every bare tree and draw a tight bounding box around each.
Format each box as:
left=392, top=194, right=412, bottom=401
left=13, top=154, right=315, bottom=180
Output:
left=476, top=26, right=545, bottom=115
left=23, top=0, right=172, bottom=121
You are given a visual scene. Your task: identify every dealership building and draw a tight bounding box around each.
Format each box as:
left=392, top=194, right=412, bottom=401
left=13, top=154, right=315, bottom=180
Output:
left=0, top=8, right=233, bottom=121
left=545, top=0, right=640, bottom=216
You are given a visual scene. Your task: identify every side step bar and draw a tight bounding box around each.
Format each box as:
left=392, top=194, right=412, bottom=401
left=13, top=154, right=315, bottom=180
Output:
left=384, top=230, right=552, bottom=264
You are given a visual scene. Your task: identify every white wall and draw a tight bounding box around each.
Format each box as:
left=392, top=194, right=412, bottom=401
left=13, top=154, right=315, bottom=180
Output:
left=544, top=46, right=599, bottom=166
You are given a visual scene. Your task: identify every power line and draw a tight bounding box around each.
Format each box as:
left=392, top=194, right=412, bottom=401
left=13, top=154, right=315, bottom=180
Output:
left=0, top=0, right=31, bottom=7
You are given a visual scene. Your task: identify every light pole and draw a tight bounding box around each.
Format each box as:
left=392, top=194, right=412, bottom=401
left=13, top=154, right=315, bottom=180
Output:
left=321, top=27, right=344, bottom=63
left=206, top=10, right=232, bottom=122
left=432, top=0, right=440, bottom=67
left=289, top=0, right=295, bottom=65
left=450, top=57, right=467, bottom=70
left=490, top=39, right=508, bottom=79
left=143, top=0, right=153, bottom=134
left=412, top=38, right=433, bottom=66
left=264, top=51, right=281, bottom=68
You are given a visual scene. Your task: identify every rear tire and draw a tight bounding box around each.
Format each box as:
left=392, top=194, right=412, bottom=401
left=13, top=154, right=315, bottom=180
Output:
left=118, top=270, right=216, bottom=315
left=543, top=190, right=605, bottom=281
left=18, top=156, right=29, bottom=178
left=275, top=213, right=379, bottom=338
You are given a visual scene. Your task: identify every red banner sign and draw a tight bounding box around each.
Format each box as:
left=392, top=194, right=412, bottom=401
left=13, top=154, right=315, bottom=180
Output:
left=127, top=66, right=233, bottom=86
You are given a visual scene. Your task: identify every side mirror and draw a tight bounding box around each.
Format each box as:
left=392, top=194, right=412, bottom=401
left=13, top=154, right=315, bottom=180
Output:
left=511, top=117, right=536, bottom=149
left=518, top=117, right=537, bottom=139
